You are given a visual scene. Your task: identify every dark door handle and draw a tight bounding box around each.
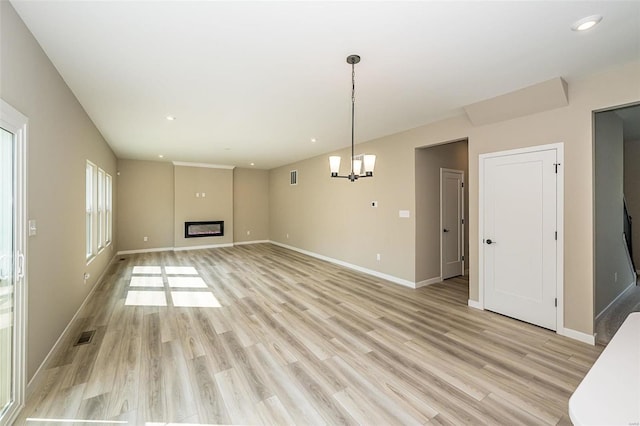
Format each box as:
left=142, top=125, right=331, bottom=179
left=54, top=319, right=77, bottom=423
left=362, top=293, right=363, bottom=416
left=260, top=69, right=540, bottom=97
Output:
left=443, top=229, right=449, bottom=233
left=486, top=239, right=495, bottom=245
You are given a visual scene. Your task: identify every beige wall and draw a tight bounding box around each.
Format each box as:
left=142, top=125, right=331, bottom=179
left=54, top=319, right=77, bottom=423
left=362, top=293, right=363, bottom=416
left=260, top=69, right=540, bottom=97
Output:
left=415, top=140, right=469, bottom=283
left=270, top=61, right=640, bottom=335
left=269, top=134, right=419, bottom=282
left=117, top=164, right=268, bottom=252
left=233, top=168, right=269, bottom=243
left=624, top=139, right=640, bottom=271
left=117, top=160, right=174, bottom=251
left=174, top=165, right=233, bottom=248
left=1, top=2, right=117, bottom=379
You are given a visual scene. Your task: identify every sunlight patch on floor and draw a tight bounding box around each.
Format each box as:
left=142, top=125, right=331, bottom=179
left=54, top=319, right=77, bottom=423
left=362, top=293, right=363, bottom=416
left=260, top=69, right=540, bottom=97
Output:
left=126, top=265, right=222, bottom=308
left=132, top=266, right=162, bottom=274
left=124, top=290, right=167, bottom=306
left=129, top=276, right=164, bottom=287
left=171, top=291, right=221, bottom=308
left=26, top=418, right=127, bottom=424
left=167, top=276, right=207, bottom=288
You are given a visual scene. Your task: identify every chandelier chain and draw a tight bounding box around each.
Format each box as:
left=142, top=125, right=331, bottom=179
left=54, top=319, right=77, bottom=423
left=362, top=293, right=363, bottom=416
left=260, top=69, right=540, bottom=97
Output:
left=352, top=63, right=356, bottom=104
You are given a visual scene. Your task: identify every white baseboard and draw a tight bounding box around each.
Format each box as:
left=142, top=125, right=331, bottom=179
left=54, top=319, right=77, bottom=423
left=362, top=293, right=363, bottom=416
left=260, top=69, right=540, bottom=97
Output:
left=26, top=254, right=117, bottom=398
left=468, top=299, right=483, bottom=310
left=595, top=280, right=636, bottom=321
left=174, top=242, right=234, bottom=251
left=116, top=246, right=174, bottom=255
left=117, top=243, right=232, bottom=255
left=559, top=327, right=595, bottom=345
left=416, top=276, right=442, bottom=288
left=269, top=241, right=416, bottom=288
left=234, top=240, right=269, bottom=246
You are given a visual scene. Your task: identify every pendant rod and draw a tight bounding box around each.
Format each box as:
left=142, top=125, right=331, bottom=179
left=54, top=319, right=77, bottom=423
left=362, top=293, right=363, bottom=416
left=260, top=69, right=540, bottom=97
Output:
left=351, top=60, right=355, bottom=177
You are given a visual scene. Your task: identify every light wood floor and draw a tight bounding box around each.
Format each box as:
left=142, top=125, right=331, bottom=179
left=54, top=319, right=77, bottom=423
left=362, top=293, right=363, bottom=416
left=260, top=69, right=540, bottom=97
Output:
left=15, top=244, right=602, bottom=425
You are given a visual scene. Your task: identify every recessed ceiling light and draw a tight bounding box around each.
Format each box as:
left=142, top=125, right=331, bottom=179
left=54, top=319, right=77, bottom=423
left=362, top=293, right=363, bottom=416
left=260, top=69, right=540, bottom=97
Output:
left=166, top=115, right=176, bottom=121
left=158, top=154, right=164, bottom=158
left=311, top=138, right=317, bottom=143
left=250, top=162, right=255, bottom=166
left=571, top=15, right=603, bottom=31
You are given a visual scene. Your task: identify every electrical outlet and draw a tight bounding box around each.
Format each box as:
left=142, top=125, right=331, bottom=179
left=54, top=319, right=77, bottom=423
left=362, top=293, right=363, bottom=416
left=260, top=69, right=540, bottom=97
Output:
left=143, top=236, right=148, bottom=242
left=286, top=233, right=289, bottom=239
left=376, top=253, right=381, bottom=261
left=83, top=272, right=90, bottom=281
left=247, top=230, right=251, bottom=236
left=614, top=272, right=618, bottom=282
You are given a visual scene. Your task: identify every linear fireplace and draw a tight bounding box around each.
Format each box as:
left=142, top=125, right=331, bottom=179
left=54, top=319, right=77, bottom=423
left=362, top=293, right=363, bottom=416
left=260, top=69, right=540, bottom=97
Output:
left=184, top=221, right=224, bottom=238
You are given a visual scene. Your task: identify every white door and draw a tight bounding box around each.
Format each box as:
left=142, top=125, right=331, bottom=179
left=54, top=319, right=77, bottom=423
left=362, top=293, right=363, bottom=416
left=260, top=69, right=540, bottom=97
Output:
left=482, top=148, right=558, bottom=330
left=441, top=169, right=464, bottom=279
left=0, top=100, right=27, bottom=425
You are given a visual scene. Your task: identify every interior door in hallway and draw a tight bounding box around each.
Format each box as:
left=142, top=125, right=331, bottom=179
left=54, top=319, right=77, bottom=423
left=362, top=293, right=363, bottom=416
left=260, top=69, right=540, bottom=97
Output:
left=482, top=147, right=559, bottom=330
left=441, top=169, right=464, bottom=279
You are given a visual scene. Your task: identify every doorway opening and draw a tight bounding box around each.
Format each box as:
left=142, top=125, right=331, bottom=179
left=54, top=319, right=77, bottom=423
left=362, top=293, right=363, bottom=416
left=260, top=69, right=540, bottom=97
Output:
left=441, top=168, right=465, bottom=280
left=594, top=102, right=640, bottom=345
left=415, top=139, right=469, bottom=287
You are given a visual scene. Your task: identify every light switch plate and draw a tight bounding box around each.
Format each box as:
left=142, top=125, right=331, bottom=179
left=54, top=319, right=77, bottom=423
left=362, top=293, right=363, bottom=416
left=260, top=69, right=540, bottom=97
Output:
left=28, top=219, right=37, bottom=236
left=399, top=210, right=410, bottom=218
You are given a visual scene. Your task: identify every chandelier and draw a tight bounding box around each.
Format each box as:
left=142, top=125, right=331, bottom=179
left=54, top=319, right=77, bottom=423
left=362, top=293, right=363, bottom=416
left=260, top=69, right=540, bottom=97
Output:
left=329, top=55, right=376, bottom=182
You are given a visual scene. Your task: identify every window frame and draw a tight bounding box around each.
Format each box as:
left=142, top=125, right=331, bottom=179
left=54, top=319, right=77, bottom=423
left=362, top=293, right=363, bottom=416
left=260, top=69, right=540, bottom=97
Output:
left=105, top=173, right=112, bottom=246
left=97, top=168, right=105, bottom=251
left=86, top=161, right=96, bottom=260
left=86, top=161, right=112, bottom=263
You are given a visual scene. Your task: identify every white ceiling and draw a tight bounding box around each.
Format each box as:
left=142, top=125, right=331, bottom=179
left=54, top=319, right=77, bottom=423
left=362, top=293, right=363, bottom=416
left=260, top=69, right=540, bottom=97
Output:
left=10, top=1, right=640, bottom=169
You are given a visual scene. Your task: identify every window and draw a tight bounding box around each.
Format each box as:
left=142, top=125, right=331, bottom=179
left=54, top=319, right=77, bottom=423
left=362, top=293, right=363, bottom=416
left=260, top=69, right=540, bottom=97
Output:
left=105, top=173, right=112, bottom=245
left=86, top=162, right=95, bottom=259
left=86, top=161, right=112, bottom=262
left=97, top=168, right=105, bottom=250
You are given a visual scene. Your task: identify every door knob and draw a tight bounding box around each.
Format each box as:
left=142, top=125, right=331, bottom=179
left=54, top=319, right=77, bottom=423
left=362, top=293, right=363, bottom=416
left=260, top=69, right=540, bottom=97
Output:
left=443, top=229, right=449, bottom=233
left=486, top=239, right=495, bottom=245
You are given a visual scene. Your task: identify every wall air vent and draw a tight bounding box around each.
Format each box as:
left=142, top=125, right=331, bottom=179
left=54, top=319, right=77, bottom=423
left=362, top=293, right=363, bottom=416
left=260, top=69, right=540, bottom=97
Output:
left=74, top=330, right=96, bottom=346
left=290, top=170, right=298, bottom=186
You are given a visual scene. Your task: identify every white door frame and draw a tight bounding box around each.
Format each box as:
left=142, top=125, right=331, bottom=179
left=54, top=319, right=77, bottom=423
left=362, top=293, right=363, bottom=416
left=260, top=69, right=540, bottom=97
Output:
left=0, top=99, right=28, bottom=425
left=478, top=142, right=564, bottom=333
left=440, top=168, right=465, bottom=279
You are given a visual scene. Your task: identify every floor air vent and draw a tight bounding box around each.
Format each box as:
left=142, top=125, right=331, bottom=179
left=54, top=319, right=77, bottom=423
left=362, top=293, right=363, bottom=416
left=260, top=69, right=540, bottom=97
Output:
left=74, top=330, right=96, bottom=346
